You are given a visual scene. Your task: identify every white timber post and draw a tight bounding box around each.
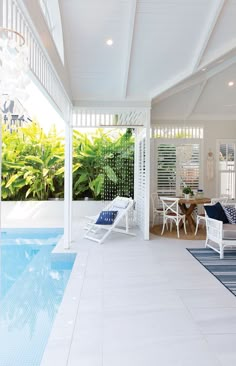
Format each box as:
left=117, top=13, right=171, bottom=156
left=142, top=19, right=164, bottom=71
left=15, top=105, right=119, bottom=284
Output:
left=0, top=0, right=3, bottom=235
left=144, top=109, right=151, bottom=240
left=64, top=122, right=72, bottom=249
left=0, top=113, right=2, bottom=239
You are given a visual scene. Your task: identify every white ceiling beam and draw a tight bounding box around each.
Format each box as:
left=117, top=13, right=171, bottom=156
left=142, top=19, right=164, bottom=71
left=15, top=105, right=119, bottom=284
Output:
left=152, top=44, right=236, bottom=106
left=152, top=114, right=236, bottom=121
left=73, top=99, right=151, bottom=109
left=184, top=80, right=207, bottom=119
left=201, top=41, right=236, bottom=70
left=192, top=0, right=226, bottom=72
left=150, top=70, right=192, bottom=102
left=207, top=53, right=236, bottom=78
left=152, top=73, right=206, bottom=104
left=121, top=0, right=137, bottom=98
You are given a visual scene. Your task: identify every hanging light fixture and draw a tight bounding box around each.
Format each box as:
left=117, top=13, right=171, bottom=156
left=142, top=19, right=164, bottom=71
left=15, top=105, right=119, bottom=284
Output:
left=0, top=27, right=30, bottom=100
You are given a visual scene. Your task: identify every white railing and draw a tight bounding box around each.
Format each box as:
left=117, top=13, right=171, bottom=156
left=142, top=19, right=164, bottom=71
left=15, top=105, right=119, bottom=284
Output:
left=72, top=108, right=147, bottom=128
left=2, top=0, right=71, bottom=121
left=151, top=125, right=204, bottom=139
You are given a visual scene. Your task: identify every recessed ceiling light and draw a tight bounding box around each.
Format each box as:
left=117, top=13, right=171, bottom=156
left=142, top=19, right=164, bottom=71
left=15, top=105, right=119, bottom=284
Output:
left=201, top=68, right=207, bottom=71
left=228, top=81, right=234, bottom=87
left=106, top=39, right=113, bottom=46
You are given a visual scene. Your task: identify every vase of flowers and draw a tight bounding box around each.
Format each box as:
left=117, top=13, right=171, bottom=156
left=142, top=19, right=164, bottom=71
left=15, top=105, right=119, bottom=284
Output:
left=182, top=186, right=193, bottom=200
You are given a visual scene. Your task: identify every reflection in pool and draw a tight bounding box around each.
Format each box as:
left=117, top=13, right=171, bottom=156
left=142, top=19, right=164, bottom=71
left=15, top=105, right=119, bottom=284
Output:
left=0, top=228, right=76, bottom=366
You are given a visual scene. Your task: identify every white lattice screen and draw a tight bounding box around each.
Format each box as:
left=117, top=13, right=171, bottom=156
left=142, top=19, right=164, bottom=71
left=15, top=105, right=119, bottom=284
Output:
left=72, top=109, right=147, bottom=128
left=72, top=108, right=150, bottom=239
left=152, top=125, right=204, bottom=139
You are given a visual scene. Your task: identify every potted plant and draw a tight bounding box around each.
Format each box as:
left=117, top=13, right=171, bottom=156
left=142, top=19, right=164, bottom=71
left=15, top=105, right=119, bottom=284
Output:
left=182, top=186, right=193, bottom=200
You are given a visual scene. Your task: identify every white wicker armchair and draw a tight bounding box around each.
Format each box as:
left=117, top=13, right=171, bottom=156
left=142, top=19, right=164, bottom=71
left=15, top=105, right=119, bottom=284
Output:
left=205, top=203, right=236, bottom=259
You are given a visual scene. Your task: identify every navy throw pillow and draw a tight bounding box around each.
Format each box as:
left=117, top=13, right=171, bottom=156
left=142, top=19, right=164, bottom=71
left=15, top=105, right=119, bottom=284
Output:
left=95, top=211, right=118, bottom=225
left=223, top=206, right=236, bottom=224
left=204, top=202, right=229, bottom=223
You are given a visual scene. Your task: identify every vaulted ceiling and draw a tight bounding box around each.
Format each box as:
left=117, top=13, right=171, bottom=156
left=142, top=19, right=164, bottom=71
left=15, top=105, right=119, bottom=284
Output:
left=59, top=0, right=236, bottom=119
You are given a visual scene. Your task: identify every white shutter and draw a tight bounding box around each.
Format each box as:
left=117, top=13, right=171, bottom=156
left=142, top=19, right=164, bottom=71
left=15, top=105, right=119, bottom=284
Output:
left=157, top=144, right=176, bottom=196
left=218, top=142, right=236, bottom=199
left=179, top=144, right=200, bottom=193
left=157, top=143, right=200, bottom=196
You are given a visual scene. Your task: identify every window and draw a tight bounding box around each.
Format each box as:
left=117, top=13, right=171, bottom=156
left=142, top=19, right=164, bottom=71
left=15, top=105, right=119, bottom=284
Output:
left=217, top=141, right=235, bottom=199
left=157, top=143, right=201, bottom=196
left=39, top=0, right=64, bottom=63
left=153, top=125, right=203, bottom=197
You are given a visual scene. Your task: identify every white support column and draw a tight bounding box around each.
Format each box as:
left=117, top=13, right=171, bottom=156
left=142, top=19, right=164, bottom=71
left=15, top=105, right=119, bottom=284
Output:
left=64, top=123, right=72, bottom=249
left=0, top=113, right=2, bottom=239
left=134, top=128, right=139, bottom=210
left=144, top=109, right=151, bottom=240
left=0, top=1, right=3, bottom=27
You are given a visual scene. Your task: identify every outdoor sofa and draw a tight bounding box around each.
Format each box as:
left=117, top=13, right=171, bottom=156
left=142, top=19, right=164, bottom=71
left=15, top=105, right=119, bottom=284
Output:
left=205, top=202, right=236, bottom=259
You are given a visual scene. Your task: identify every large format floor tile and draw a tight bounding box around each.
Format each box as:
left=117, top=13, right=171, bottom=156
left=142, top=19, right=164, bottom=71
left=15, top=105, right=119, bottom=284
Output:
left=103, top=336, right=221, bottom=366
left=41, top=227, right=236, bottom=366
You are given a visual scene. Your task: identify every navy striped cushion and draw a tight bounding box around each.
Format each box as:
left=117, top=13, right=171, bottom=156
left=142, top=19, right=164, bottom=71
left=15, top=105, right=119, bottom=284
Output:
left=95, top=210, right=118, bottom=225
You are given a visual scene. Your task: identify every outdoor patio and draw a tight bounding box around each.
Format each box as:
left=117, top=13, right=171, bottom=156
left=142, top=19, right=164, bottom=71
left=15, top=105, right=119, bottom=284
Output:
left=1, top=0, right=236, bottom=365
left=40, top=220, right=236, bottom=366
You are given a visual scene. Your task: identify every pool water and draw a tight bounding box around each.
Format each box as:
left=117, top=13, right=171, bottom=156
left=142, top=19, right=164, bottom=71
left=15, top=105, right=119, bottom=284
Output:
left=0, top=228, right=76, bottom=366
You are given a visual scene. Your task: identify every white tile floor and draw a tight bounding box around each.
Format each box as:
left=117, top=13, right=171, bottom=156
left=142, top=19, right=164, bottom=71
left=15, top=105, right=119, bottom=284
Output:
left=41, top=221, right=236, bottom=366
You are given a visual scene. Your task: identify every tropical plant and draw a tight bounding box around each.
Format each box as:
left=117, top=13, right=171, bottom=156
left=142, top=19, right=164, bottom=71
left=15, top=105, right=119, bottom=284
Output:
left=72, top=128, right=134, bottom=200
left=1, top=124, right=134, bottom=201
left=2, top=122, right=65, bottom=200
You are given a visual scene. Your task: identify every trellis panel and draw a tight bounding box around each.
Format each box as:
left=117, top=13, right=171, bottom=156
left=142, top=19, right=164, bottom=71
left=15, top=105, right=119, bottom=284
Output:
left=72, top=109, right=147, bottom=128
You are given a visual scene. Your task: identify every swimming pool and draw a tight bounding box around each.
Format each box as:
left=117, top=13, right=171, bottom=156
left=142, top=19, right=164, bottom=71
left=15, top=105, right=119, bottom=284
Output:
left=0, top=228, right=76, bottom=366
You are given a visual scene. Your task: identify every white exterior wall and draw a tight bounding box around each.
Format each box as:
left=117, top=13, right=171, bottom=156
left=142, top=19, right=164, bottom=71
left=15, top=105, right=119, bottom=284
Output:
left=151, top=119, right=236, bottom=199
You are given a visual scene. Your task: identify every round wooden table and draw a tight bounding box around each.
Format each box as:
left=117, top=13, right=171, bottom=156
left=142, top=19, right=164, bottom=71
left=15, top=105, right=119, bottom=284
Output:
left=178, top=197, right=211, bottom=233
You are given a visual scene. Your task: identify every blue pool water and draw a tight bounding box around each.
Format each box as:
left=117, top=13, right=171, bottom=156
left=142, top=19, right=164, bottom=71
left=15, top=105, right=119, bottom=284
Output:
left=0, top=228, right=76, bottom=366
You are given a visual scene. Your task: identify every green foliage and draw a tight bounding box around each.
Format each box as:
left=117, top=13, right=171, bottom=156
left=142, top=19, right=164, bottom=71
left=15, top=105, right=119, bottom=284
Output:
left=2, top=124, right=134, bottom=201
left=72, top=128, right=134, bottom=200
left=182, top=186, right=193, bottom=195
left=2, top=122, right=65, bottom=200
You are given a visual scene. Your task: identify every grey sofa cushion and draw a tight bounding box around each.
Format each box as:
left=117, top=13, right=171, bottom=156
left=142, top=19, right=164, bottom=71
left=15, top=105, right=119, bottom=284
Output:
left=223, top=224, right=236, bottom=240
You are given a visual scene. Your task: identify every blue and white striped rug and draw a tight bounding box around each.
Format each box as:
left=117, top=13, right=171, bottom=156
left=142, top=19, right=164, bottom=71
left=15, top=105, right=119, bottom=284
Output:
left=187, top=248, right=236, bottom=296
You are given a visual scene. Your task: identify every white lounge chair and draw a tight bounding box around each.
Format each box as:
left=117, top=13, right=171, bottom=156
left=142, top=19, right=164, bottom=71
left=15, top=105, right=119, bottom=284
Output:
left=84, top=196, right=136, bottom=244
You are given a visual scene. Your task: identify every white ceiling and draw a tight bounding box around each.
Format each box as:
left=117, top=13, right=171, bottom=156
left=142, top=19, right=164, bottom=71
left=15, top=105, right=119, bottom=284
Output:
left=59, top=0, right=236, bottom=119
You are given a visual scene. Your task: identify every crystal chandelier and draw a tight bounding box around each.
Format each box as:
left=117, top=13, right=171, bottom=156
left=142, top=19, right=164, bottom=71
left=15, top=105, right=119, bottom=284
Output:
left=0, top=27, right=30, bottom=100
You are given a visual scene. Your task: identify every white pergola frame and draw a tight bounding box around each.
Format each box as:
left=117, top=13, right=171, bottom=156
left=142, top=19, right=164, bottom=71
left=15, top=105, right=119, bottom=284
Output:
left=64, top=107, right=151, bottom=248
left=1, top=0, right=151, bottom=248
